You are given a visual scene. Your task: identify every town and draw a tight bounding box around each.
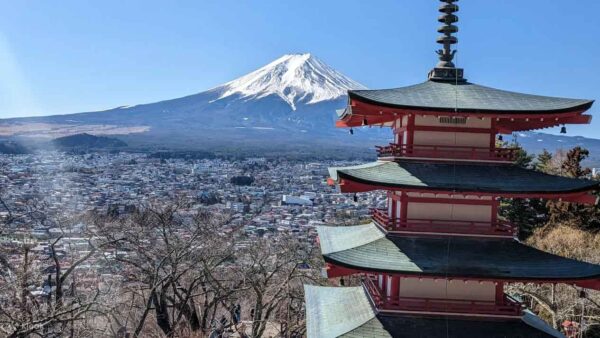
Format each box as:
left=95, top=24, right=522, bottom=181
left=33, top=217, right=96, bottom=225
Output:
left=0, top=149, right=384, bottom=263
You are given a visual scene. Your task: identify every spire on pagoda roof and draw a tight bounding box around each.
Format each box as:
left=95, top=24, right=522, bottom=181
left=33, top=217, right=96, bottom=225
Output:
left=429, top=0, right=466, bottom=82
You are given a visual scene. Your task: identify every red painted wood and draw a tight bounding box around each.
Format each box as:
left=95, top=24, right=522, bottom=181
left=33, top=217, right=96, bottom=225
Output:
left=338, top=178, right=598, bottom=204
left=495, top=282, right=504, bottom=304
left=490, top=118, right=498, bottom=149
left=325, top=263, right=600, bottom=292
left=390, top=275, right=400, bottom=299
left=400, top=193, right=408, bottom=224
left=406, top=115, right=415, bottom=153
left=376, top=143, right=519, bottom=162
left=325, top=263, right=362, bottom=278
left=413, top=125, right=494, bottom=134
left=404, top=196, right=495, bottom=206
left=340, top=99, right=592, bottom=128
left=371, top=208, right=516, bottom=237
left=363, top=275, right=523, bottom=316
left=491, top=198, right=499, bottom=223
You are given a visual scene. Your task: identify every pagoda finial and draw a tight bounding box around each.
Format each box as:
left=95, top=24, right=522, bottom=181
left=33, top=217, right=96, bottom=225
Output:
left=429, top=0, right=465, bottom=82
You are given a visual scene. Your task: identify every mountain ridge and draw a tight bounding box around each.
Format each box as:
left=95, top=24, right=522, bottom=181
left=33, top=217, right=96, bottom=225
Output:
left=0, top=53, right=598, bottom=161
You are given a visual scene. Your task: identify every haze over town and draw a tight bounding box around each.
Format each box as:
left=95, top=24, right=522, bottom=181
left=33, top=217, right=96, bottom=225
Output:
left=2, top=1, right=600, bottom=338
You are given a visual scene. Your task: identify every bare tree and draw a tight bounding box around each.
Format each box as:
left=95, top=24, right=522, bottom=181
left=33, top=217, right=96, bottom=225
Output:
left=93, top=201, right=242, bottom=337
left=234, top=234, right=322, bottom=338
left=0, top=199, right=112, bottom=337
left=509, top=224, right=600, bottom=335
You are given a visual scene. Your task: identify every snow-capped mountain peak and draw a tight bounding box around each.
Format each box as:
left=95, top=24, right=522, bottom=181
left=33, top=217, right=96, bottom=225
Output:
left=215, top=53, right=366, bottom=110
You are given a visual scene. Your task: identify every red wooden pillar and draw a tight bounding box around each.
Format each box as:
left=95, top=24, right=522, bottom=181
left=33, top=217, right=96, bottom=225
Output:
left=495, top=282, right=504, bottom=304
left=390, top=275, right=401, bottom=305
left=491, top=196, right=499, bottom=223
left=406, top=114, right=415, bottom=154
left=400, top=192, right=408, bottom=226
left=490, top=119, right=497, bottom=149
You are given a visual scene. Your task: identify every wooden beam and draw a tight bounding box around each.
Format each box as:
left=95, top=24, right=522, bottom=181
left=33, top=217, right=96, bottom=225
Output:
left=337, top=178, right=598, bottom=204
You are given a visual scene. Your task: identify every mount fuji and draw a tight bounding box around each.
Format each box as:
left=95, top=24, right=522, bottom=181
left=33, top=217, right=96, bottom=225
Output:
left=3, top=53, right=593, bottom=159
left=0, top=53, right=383, bottom=152
left=215, top=53, right=365, bottom=110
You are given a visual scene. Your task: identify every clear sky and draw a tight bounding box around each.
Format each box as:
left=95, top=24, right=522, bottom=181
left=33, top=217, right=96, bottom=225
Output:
left=1, top=0, right=599, bottom=137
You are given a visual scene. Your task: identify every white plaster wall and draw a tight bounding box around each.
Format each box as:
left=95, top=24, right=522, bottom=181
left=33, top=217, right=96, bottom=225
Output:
left=415, top=115, right=492, bottom=128
left=406, top=192, right=492, bottom=200
left=413, top=131, right=490, bottom=148
left=407, top=202, right=492, bottom=222
left=399, top=278, right=496, bottom=302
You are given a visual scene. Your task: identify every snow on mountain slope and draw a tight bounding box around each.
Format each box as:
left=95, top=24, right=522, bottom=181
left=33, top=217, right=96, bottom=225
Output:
left=215, top=53, right=366, bottom=110
left=0, top=53, right=377, bottom=143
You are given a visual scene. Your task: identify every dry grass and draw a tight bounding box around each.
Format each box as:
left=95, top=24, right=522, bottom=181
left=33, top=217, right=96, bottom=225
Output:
left=527, top=224, right=600, bottom=264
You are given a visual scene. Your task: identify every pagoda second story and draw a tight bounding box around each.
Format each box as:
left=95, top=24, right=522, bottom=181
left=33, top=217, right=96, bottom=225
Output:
left=305, top=1, right=600, bottom=337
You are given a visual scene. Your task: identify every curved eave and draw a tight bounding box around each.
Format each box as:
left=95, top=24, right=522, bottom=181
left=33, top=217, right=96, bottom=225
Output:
left=346, top=312, right=563, bottom=338
left=324, top=255, right=600, bottom=286
left=305, top=285, right=564, bottom=338
left=318, top=224, right=600, bottom=288
left=304, top=285, right=377, bottom=338
left=347, top=90, right=595, bottom=116
left=338, top=85, right=594, bottom=131
left=329, top=161, right=600, bottom=203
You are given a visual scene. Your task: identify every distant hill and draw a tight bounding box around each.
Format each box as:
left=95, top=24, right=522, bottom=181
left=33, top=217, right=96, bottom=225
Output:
left=0, top=141, right=29, bottom=154
left=0, top=53, right=384, bottom=151
left=52, top=133, right=127, bottom=149
left=514, top=132, right=600, bottom=168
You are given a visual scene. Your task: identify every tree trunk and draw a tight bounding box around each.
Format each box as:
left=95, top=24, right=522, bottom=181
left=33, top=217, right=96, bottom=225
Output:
left=152, top=290, right=173, bottom=337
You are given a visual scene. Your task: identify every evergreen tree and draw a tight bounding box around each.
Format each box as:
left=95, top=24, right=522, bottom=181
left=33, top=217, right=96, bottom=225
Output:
left=560, top=146, right=591, bottom=178
left=500, top=146, right=547, bottom=239
left=546, top=147, right=600, bottom=231
left=535, top=149, right=554, bottom=174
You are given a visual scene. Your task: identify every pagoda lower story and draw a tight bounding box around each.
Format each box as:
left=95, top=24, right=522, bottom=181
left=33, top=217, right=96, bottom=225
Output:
left=306, top=158, right=600, bottom=337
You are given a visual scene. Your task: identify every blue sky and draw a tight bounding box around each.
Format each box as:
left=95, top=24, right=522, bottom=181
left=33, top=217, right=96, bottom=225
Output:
left=1, top=0, right=599, bottom=137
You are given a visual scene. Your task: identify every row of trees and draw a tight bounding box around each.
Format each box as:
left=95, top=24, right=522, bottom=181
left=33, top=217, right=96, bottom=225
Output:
left=0, top=199, right=323, bottom=337
left=503, top=146, right=600, bottom=336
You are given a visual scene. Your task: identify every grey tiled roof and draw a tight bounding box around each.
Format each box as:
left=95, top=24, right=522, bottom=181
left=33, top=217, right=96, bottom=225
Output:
left=341, top=313, right=563, bottom=338
left=304, top=285, right=377, bottom=338
left=318, top=223, right=385, bottom=255
left=305, top=285, right=563, bottom=338
left=318, top=224, right=600, bottom=280
left=329, top=160, right=600, bottom=194
left=349, top=80, right=593, bottom=114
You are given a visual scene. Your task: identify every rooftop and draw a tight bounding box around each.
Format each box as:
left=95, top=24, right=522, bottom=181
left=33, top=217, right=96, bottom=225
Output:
left=318, top=223, right=600, bottom=284
left=347, top=80, right=593, bottom=114
left=304, top=285, right=563, bottom=338
left=329, top=161, right=600, bottom=198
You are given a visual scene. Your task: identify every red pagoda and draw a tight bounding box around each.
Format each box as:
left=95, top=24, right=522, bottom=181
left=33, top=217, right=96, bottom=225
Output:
left=305, top=1, right=600, bottom=337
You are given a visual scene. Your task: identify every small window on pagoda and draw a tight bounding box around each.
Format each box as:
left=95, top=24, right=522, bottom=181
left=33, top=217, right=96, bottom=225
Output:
left=439, top=116, right=467, bottom=125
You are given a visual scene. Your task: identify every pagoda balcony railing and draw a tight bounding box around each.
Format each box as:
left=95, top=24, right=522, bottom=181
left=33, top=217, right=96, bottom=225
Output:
left=371, top=208, right=516, bottom=237
left=363, top=276, right=523, bottom=317
left=376, top=143, right=519, bottom=162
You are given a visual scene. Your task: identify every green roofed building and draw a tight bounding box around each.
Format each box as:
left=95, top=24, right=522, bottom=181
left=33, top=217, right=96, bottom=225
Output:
left=306, top=1, right=600, bottom=337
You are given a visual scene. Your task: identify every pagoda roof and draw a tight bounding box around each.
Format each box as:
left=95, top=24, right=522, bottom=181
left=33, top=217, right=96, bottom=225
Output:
left=329, top=161, right=600, bottom=198
left=348, top=80, right=593, bottom=115
left=317, top=224, right=600, bottom=283
left=304, top=285, right=563, bottom=338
